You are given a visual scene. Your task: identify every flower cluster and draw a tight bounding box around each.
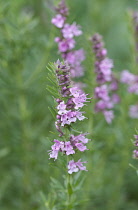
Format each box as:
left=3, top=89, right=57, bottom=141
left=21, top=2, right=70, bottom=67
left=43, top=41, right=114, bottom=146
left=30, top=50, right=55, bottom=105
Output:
left=51, top=0, right=85, bottom=78
left=49, top=61, right=91, bottom=174
left=120, top=70, right=138, bottom=118
left=49, top=133, right=89, bottom=161
left=68, top=159, right=88, bottom=174
left=91, top=33, right=120, bottom=123
left=55, top=60, right=90, bottom=133
left=133, top=134, right=138, bottom=159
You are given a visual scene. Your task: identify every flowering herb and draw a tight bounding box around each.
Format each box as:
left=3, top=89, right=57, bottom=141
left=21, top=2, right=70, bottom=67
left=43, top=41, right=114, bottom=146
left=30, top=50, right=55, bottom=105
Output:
left=47, top=60, right=91, bottom=174
left=51, top=0, right=85, bottom=78
left=91, top=33, right=120, bottom=123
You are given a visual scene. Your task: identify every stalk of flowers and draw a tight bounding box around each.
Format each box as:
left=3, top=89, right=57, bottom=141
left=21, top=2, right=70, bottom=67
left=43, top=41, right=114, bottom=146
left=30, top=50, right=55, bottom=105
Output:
left=51, top=0, right=85, bottom=78
left=133, top=134, right=138, bottom=159
left=120, top=70, right=138, bottom=118
left=91, top=33, right=120, bottom=124
left=48, top=60, right=91, bottom=175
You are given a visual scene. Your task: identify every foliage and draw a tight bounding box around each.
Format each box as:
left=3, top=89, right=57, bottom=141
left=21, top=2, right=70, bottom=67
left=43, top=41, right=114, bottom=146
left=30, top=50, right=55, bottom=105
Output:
left=0, top=0, right=138, bottom=210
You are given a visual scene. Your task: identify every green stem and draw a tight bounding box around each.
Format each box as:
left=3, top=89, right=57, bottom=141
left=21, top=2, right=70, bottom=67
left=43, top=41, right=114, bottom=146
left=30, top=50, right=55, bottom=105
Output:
left=66, top=156, right=73, bottom=210
left=67, top=174, right=71, bottom=204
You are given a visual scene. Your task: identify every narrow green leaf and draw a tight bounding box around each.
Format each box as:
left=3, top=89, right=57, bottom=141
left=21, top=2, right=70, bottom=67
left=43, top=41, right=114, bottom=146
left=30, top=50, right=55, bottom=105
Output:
left=68, top=183, right=73, bottom=196
left=48, top=106, right=56, bottom=119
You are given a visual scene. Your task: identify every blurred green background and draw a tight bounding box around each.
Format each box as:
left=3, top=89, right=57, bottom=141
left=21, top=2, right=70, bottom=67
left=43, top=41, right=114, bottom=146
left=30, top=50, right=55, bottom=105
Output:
left=0, top=0, right=138, bottom=209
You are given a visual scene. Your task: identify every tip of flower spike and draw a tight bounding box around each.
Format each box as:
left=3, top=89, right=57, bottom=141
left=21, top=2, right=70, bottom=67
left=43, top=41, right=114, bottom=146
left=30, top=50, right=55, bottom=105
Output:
left=55, top=0, right=69, bottom=16
left=54, top=60, right=70, bottom=71
left=91, top=33, right=103, bottom=42
left=55, top=59, right=61, bottom=65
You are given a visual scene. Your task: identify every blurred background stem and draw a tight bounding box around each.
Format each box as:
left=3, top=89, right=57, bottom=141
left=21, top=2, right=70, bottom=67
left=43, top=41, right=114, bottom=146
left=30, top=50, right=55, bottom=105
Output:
left=17, top=67, right=31, bottom=208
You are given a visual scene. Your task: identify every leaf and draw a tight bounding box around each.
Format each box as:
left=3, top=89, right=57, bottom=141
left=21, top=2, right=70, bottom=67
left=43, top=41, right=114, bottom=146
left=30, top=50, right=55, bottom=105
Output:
left=46, top=87, right=59, bottom=98
left=50, top=177, right=64, bottom=190
left=68, top=182, right=73, bottom=196
left=48, top=106, right=56, bottom=119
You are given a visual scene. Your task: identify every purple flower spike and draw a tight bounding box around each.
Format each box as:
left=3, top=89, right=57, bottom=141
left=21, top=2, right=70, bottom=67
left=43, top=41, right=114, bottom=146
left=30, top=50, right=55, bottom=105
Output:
left=55, top=0, right=69, bottom=16
left=120, top=69, right=138, bottom=118
left=91, top=33, right=120, bottom=123
left=48, top=61, right=91, bottom=173
left=51, top=0, right=85, bottom=78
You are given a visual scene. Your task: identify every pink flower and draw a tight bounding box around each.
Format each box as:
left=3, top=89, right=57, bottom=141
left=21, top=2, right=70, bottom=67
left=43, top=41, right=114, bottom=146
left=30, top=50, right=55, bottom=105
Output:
left=60, top=111, right=76, bottom=126
left=76, top=159, right=88, bottom=171
left=64, top=141, right=75, bottom=155
left=120, top=70, right=135, bottom=84
left=103, top=110, right=114, bottom=124
left=57, top=101, right=67, bottom=114
left=75, top=143, right=88, bottom=152
left=73, top=93, right=87, bottom=109
left=62, top=23, right=82, bottom=39
left=75, top=111, right=86, bottom=121
left=70, top=86, right=83, bottom=97
left=71, top=87, right=89, bottom=109
left=68, top=159, right=87, bottom=174
left=70, top=133, right=90, bottom=145
left=95, top=85, right=110, bottom=101
left=68, top=160, right=79, bottom=174
left=60, top=110, right=86, bottom=126
left=49, top=140, right=64, bottom=160
left=55, top=37, right=61, bottom=43
left=51, top=14, right=66, bottom=28
left=99, top=58, right=113, bottom=82
left=71, top=23, right=82, bottom=36
left=58, top=38, right=75, bottom=52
